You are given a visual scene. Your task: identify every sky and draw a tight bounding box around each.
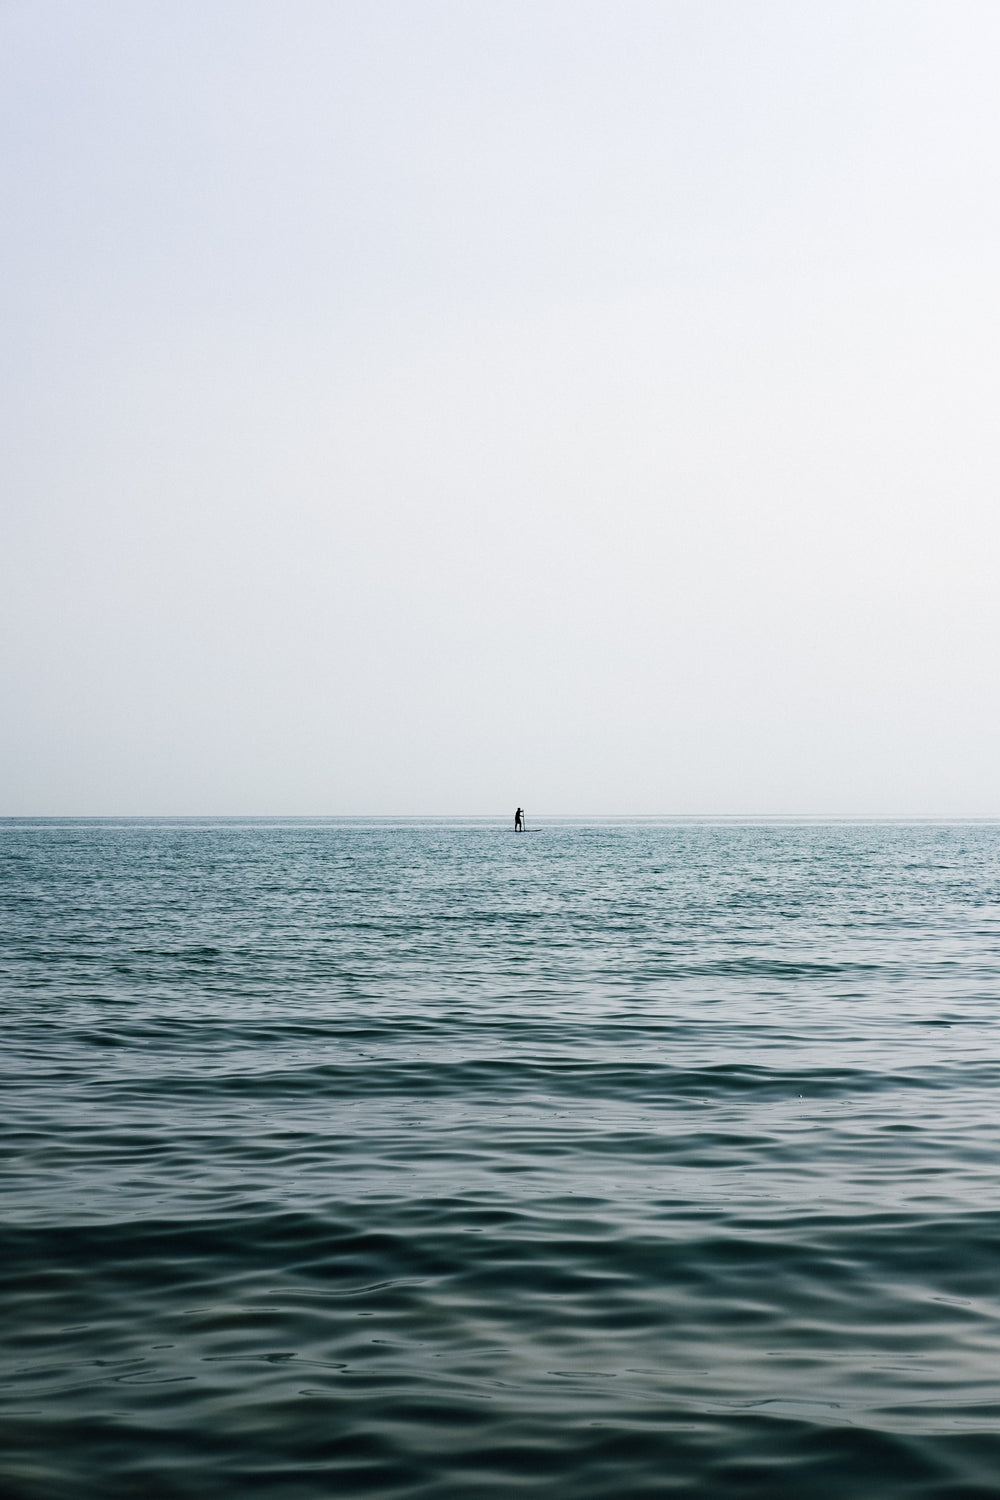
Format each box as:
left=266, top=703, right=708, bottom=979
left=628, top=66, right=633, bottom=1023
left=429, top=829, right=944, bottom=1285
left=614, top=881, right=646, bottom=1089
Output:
left=2, top=0, right=1000, bottom=815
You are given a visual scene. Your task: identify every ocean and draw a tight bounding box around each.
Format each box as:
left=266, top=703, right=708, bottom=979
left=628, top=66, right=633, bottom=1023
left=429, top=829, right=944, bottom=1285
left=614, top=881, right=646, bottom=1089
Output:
left=3, top=817, right=1000, bottom=1498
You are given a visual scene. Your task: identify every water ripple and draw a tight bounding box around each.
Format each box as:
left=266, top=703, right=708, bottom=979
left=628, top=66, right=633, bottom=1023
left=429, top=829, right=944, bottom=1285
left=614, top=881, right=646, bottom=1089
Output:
left=3, top=819, right=1000, bottom=1496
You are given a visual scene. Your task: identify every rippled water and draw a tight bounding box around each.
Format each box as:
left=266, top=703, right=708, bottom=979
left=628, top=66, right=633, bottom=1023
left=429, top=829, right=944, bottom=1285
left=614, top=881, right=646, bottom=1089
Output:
left=3, top=818, right=1000, bottom=1498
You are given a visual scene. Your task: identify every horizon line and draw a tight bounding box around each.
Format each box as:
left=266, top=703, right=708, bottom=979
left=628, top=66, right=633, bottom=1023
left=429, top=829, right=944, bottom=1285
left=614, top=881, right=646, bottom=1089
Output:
left=3, top=812, right=1000, bottom=823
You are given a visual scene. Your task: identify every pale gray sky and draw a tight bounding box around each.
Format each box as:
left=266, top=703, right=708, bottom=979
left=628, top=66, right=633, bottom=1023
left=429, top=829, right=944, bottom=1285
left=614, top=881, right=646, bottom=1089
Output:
left=3, top=0, right=999, bottom=814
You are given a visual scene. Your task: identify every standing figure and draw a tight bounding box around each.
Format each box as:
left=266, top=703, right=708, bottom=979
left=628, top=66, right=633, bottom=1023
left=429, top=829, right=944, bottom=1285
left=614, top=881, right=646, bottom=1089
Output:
left=514, top=807, right=523, bottom=832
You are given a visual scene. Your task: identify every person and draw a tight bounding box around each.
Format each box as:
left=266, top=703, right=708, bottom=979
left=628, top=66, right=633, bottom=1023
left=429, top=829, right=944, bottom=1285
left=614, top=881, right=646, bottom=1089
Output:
left=514, top=807, right=523, bottom=832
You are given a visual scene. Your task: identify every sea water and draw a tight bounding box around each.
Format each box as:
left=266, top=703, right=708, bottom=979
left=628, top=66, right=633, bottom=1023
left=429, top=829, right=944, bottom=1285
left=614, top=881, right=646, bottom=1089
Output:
left=3, top=817, right=1000, bottom=1498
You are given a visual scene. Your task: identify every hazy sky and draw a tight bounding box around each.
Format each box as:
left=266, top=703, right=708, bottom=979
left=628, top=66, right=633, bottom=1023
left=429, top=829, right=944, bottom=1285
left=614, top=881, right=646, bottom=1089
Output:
left=3, top=1, right=1000, bottom=814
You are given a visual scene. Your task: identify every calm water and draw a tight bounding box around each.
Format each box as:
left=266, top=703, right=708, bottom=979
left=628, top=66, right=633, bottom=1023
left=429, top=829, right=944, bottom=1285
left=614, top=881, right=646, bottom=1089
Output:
left=3, top=818, right=1000, bottom=1499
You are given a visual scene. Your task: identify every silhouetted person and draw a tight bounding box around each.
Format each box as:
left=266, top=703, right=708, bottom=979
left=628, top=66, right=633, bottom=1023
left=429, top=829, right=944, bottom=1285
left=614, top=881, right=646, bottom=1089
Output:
left=514, top=807, right=523, bottom=832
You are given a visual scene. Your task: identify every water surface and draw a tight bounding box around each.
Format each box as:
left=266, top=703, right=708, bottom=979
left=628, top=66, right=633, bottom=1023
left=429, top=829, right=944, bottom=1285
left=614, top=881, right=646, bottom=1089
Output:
left=3, top=818, right=1000, bottom=1497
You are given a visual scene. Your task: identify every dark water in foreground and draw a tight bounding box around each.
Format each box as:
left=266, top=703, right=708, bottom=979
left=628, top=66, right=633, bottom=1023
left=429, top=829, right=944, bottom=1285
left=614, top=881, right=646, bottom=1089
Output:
left=3, top=818, right=1000, bottom=1499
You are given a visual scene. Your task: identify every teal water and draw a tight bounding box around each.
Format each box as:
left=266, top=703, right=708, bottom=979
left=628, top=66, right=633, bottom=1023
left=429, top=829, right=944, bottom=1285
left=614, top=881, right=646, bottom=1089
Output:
left=3, top=818, right=1000, bottom=1498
